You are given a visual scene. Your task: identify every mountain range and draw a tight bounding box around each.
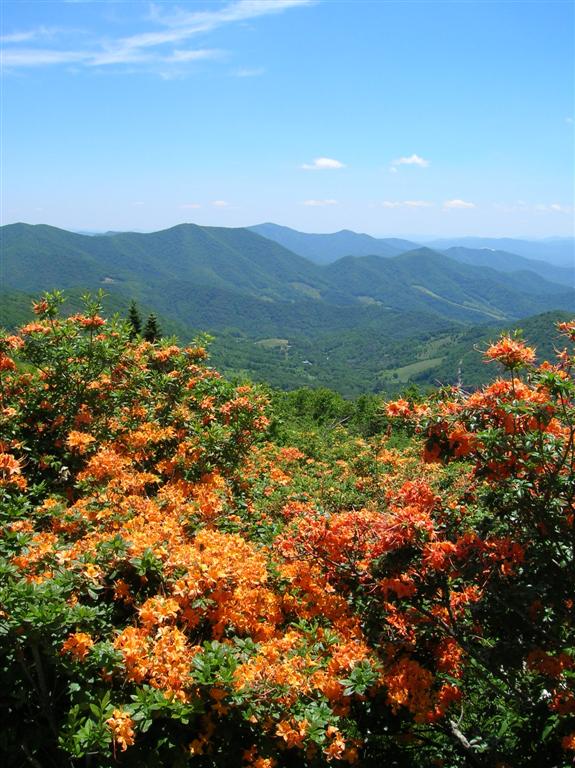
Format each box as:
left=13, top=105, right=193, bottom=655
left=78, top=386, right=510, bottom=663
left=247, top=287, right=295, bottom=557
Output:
left=249, top=223, right=574, bottom=284
left=1, top=221, right=573, bottom=395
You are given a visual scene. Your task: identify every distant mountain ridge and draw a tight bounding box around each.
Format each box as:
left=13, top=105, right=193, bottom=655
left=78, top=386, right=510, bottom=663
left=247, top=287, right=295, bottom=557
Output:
left=249, top=222, right=420, bottom=263
left=441, top=247, right=574, bottom=287
left=2, top=221, right=573, bottom=395
left=3, top=222, right=574, bottom=328
left=425, top=236, right=574, bottom=267
left=249, top=223, right=574, bottom=287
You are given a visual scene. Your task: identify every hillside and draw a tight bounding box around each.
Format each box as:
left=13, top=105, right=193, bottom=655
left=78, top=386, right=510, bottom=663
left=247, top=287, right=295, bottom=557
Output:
left=251, top=223, right=574, bottom=287
left=2, top=222, right=574, bottom=396
left=249, top=222, right=419, bottom=263
left=323, top=248, right=573, bottom=322
left=1, top=222, right=327, bottom=302
left=442, top=246, right=574, bottom=287
left=426, top=236, right=575, bottom=267
left=3, top=223, right=573, bottom=327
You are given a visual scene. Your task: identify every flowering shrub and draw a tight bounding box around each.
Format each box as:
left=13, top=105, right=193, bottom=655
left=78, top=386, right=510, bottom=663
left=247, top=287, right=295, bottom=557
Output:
left=0, top=294, right=573, bottom=767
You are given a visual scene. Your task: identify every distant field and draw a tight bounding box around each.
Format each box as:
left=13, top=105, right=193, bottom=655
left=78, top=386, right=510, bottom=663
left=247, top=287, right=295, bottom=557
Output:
left=380, top=356, right=444, bottom=383
left=254, top=338, right=290, bottom=349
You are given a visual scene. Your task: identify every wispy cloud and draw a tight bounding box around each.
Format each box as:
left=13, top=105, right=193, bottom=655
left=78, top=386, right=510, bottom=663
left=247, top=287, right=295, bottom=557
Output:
left=565, top=117, right=573, bottom=124
left=443, top=199, right=476, bottom=210
left=301, top=157, right=345, bottom=170
left=163, top=49, right=222, bottom=64
left=302, top=199, right=338, bottom=206
left=180, top=203, right=202, bottom=209
left=0, top=26, right=67, bottom=45
left=391, top=153, right=430, bottom=169
left=1, top=49, right=89, bottom=67
left=233, top=66, right=265, bottom=77
left=2, top=0, right=314, bottom=73
left=382, top=200, right=433, bottom=209
left=211, top=200, right=230, bottom=207
left=495, top=201, right=574, bottom=215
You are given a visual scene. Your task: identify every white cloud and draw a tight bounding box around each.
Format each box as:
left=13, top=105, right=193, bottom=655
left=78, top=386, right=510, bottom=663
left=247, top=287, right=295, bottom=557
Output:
left=566, top=117, right=574, bottom=124
left=301, top=157, right=345, bottom=170
left=233, top=66, right=265, bottom=77
left=2, top=0, right=313, bottom=72
left=132, top=201, right=145, bottom=206
left=1, top=31, right=43, bottom=44
left=1, top=48, right=90, bottom=67
left=404, top=200, right=433, bottom=208
left=302, top=199, right=338, bottom=206
left=549, top=203, right=573, bottom=213
left=391, top=153, right=430, bottom=168
left=211, top=200, right=230, bottom=207
left=180, top=203, right=202, bottom=209
left=381, top=200, right=433, bottom=208
left=443, top=199, right=476, bottom=210
left=164, top=49, right=222, bottom=63
left=497, top=201, right=574, bottom=214
left=0, top=26, right=67, bottom=44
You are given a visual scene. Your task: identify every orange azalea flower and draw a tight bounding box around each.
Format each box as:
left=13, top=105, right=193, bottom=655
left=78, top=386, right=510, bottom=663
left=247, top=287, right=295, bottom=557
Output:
left=557, top=320, right=575, bottom=341
left=385, top=657, right=434, bottom=719
left=0, top=452, right=23, bottom=478
left=138, top=596, right=180, bottom=628
left=61, top=632, right=94, bottom=661
left=526, top=649, right=573, bottom=679
left=253, top=759, right=277, bottom=768
left=484, top=335, right=536, bottom=368
left=275, top=719, right=307, bottom=748
left=153, top=345, right=180, bottom=363
left=106, top=709, right=135, bottom=752
left=66, top=430, right=95, bottom=453
left=20, top=322, right=51, bottom=335
left=385, top=399, right=411, bottom=418
left=32, top=299, right=49, bottom=315
left=71, top=314, right=106, bottom=329
left=0, top=333, right=24, bottom=350
left=0, top=354, right=16, bottom=371
left=324, top=729, right=346, bottom=761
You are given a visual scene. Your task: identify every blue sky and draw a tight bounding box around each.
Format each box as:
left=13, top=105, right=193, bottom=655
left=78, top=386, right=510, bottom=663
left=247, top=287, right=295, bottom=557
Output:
left=2, top=0, right=574, bottom=237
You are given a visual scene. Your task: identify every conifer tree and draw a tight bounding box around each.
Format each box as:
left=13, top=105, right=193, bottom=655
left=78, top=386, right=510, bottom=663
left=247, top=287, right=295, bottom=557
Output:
left=127, top=301, right=142, bottom=340
left=143, top=313, right=161, bottom=342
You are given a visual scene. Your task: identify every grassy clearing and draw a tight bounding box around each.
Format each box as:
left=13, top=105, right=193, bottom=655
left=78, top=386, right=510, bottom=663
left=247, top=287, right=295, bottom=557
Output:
left=381, top=356, right=444, bottom=383
left=254, top=338, right=290, bottom=349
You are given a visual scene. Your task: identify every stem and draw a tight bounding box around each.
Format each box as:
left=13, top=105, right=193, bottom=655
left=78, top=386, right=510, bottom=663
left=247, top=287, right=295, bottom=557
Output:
left=30, top=643, right=59, bottom=738
left=448, top=720, right=487, bottom=768
left=21, top=742, right=44, bottom=768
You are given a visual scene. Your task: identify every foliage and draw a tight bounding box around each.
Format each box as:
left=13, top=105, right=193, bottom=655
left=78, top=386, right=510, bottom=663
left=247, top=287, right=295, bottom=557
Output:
left=143, top=313, right=162, bottom=343
left=127, top=301, right=142, bottom=340
left=0, top=293, right=574, bottom=767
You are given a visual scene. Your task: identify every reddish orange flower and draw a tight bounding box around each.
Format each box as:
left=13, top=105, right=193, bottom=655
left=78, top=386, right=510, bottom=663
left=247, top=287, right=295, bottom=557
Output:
left=385, top=399, right=411, bottom=418
left=484, top=335, right=536, bottom=368
left=32, top=299, right=49, bottom=315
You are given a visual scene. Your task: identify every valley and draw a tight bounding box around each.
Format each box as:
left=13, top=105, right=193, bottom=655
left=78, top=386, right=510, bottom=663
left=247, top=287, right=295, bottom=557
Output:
left=1, top=222, right=573, bottom=396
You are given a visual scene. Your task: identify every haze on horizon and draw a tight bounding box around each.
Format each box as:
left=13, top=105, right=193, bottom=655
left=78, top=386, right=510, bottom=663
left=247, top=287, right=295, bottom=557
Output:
left=2, top=0, right=574, bottom=239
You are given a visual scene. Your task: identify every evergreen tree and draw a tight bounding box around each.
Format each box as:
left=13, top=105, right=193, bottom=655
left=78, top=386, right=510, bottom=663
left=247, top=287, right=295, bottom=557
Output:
left=143, top=313, right=161, bottom=342
left=127, top=301, right=142, bottom=340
